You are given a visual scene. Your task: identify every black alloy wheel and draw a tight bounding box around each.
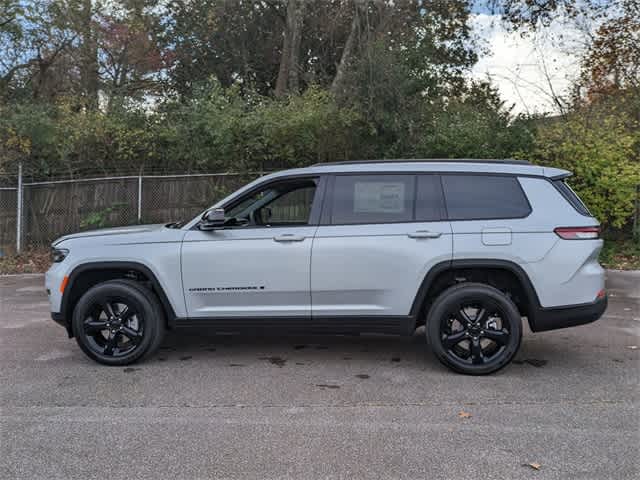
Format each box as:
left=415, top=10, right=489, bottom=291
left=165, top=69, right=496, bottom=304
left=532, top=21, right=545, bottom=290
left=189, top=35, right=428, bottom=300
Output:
left=427, top=283, right=522, bottom=375
left=82, top=298, right=144, bottom=357
left=72, top=280, right=164, bottom=365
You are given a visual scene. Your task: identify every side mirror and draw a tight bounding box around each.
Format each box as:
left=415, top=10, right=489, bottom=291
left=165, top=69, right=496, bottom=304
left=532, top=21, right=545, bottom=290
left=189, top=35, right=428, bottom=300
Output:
left=199, top=208, right=226, bottom=231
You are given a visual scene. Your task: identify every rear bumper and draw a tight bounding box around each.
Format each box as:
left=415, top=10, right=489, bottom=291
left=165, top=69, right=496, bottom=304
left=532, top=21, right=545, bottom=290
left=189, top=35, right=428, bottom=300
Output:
left=529, top=295, right=608, bottom=332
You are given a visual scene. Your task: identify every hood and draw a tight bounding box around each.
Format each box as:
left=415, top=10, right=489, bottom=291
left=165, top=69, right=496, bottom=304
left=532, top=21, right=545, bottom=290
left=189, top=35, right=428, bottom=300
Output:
left=52, top=224, right=167, bottom=246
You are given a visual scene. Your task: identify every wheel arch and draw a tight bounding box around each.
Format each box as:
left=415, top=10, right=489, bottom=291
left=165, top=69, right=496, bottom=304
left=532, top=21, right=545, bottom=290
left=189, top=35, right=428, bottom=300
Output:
left=409, top=259, right=541, bottom=333
left=61, top=261, right=177, bottom=336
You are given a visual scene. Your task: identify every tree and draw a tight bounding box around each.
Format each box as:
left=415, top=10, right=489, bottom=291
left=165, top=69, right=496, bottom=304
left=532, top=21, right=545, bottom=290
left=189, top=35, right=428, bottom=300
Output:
left=166, top=0, right=286, bottom=97
left=96, top=0, right=170, bottom=106
left=415, top=82, right=535, bottom=159
left=531, top=113, right=640, bottom=230
left=495, top=0, right=606, bottom=30
left=74, top=0, right=99, bottom=108
left=274, top=0, right=305, bottom=97
left=165, top=0, right=478, bottom=101
left=578, top=0, right=639, bottom=105
left=330, top=1, right=477, bottom=156
left=0, top=1, right=78, bottom=102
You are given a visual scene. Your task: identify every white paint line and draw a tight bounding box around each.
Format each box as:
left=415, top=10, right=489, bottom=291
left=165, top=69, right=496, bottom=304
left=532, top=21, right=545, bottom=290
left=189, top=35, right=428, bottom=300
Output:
left=35, top=350, right=72, bottom=361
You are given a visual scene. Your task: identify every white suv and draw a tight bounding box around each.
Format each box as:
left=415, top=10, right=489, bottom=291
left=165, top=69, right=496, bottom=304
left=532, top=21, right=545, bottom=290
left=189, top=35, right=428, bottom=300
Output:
left=45, top=160, right=607, bottom=374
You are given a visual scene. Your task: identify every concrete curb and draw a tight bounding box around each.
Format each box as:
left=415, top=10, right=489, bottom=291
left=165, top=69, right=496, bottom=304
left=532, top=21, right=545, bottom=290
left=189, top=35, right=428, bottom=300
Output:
left=0, top=273, right=45, bottom=278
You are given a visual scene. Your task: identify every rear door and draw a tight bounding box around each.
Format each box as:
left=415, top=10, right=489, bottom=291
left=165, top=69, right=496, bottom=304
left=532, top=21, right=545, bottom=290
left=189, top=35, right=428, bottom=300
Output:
left=311, top=173, right=452, bottom=321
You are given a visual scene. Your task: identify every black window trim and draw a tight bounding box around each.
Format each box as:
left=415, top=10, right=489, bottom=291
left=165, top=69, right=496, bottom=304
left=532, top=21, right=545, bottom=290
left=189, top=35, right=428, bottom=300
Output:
left=551, top=179, right=593, bottom=217
left=192, top=170, right=546, bottom=230
left=320, top=171, right=532, bottom=226
left=417, top=173, right=447, bottom=222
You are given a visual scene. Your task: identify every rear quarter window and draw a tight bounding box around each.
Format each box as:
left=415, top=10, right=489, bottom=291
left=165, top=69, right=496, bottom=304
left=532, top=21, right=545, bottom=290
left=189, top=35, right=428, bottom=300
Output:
left=552, top=180, right=593, bottom=217
left=442, top=175, right=531, bottom=220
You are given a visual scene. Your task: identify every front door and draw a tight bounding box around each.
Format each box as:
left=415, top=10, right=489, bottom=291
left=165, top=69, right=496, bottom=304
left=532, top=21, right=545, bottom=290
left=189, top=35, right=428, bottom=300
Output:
left=181, top=176, right=322, bottom=318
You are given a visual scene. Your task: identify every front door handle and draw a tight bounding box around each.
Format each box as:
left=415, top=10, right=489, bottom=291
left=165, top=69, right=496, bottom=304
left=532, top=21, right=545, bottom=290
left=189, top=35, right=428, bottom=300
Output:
left=273, top=234, right=306, bottom=242
left=408, top=230, right=442, bottom=239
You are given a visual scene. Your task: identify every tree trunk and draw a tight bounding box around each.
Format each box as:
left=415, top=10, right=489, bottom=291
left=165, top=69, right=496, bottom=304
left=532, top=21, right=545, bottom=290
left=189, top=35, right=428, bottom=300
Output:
left=274, top=0, right=304, bottom=97
left=330, top=1, right=361, bottom=96
left=79, top=0, right=99, bottom=109
left=287, top=1, right=304, bottom=94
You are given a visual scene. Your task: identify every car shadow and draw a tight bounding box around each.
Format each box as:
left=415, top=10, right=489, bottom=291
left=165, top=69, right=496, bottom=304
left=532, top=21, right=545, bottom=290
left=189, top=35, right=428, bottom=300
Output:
left=152, top=327, right=440, bottom=369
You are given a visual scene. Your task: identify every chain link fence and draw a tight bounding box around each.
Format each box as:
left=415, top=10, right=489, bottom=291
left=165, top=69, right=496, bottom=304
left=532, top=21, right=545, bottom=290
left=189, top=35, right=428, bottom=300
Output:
left=0, top=187, right=17, bottom=254
left=0, top=169, right=262, bottom=255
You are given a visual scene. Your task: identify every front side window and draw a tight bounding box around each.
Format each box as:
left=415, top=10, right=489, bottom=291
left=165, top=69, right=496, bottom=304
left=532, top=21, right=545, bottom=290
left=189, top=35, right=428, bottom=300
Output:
left=442, top=174, right=531, bottom=220
left=331, top=175, right=414, bottom=224
left=226, top=179, right=317, bottom=226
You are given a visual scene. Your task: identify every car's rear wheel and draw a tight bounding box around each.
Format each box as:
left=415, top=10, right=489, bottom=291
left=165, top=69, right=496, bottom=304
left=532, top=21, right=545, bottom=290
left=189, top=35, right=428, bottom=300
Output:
left=426, top=283, right=522, bottom=375
left=71, top=280, right=165, bottom=365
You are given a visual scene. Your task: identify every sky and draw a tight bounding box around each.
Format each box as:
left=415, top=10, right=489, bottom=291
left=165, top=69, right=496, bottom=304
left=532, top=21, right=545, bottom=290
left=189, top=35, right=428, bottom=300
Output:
left=470, top=12, right=590, bottom=115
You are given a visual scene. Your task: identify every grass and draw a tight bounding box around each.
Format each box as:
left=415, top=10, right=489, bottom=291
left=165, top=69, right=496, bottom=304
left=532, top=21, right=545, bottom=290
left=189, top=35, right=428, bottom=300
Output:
left=1, top=238, right=639, bottom=275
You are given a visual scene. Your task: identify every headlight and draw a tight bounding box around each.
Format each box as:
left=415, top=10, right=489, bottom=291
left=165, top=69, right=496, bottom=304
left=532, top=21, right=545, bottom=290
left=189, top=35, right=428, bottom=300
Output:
left=51, top=247, right=69, bottom=263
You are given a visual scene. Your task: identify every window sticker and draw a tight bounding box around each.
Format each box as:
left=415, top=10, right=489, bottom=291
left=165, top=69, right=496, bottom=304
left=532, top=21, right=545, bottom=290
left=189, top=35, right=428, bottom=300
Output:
left=354, top=182, right=405, bottom=213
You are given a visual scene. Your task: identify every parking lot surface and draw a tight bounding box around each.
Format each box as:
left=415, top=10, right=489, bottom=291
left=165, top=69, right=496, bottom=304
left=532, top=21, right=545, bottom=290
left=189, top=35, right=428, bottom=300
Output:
left=1, top=271, right=639, bottom=479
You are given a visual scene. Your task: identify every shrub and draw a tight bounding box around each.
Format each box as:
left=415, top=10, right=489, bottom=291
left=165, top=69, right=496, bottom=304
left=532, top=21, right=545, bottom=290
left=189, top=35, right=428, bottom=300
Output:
left=531, top=113, right=640, bottom=230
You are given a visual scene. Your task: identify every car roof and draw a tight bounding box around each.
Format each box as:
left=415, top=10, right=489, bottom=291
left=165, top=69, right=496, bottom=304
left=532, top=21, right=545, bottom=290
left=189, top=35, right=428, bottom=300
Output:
left=263, top=159, right=570, bottom=180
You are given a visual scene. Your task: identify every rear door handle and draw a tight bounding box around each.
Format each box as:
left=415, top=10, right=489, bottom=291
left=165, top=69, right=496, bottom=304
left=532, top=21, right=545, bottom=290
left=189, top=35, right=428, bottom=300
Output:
left=408, top=230, right=442, bottom=239
left=273, top=234, right=306, bottom=242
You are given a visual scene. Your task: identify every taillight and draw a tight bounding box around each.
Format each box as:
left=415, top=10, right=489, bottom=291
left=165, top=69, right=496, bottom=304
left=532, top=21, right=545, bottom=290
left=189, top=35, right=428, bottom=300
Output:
left=554, top=226, right=600, bottom=240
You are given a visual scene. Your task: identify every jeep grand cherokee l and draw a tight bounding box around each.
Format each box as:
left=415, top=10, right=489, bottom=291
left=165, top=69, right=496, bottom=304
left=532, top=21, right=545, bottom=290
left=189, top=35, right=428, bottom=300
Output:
left=45, top=159, right=607, bottom=374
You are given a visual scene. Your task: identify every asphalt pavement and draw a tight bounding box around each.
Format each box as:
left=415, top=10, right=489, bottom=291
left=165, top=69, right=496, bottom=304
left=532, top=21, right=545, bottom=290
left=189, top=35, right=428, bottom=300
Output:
left=1, top=271, right=638, bottom=479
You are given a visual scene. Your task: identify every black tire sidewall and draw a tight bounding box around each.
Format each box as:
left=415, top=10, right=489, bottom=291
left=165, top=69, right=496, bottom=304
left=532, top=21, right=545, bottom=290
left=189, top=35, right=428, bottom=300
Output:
left=72, top=281, right=163, bottom=366
left=111, top=279, right=166, bottom=355
left=426, top=283, right=522, bottom=375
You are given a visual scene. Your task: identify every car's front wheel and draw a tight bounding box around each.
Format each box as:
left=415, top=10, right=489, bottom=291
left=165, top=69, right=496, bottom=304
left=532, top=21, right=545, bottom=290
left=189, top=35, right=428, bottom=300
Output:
left=426, top=283, right=522, bottom=375
left=71, top=280, right=165, bottom=365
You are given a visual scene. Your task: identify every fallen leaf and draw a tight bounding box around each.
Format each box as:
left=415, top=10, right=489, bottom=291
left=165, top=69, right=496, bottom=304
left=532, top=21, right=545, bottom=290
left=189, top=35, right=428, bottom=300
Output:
left=458, top=411, right=472, bottom=418
left=524, top=462, right=542, bottom=470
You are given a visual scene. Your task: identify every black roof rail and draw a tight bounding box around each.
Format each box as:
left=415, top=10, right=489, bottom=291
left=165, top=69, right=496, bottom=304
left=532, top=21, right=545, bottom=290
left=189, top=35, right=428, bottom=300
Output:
left=312, top=158, right=532, bottom=166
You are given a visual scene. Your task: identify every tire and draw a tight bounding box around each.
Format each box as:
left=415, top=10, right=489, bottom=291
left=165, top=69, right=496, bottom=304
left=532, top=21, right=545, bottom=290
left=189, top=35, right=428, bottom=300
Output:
left=71, top=279, right=165, bottom=366
left=426, top=282, right=522, bottom=375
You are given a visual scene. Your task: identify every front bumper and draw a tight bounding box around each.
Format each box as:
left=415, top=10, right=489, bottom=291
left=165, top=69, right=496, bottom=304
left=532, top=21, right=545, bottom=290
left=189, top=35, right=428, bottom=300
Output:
left=50, top=312, right=73, bottom=337
left=45, top=262, right=66, bottom=313
left=51, top=312, right=66, bottom=327
left=46, top=262, right=73, bottom=337
left=529, top=295, right=608, bottom=332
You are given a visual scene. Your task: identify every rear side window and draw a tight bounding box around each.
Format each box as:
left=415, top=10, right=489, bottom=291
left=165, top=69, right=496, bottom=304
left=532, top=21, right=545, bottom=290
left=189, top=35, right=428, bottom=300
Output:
left=553, top=180, right=592, bottom=217
left=331, top=175, right=414, bottom=224
left=442, top=175, right=531, bottom=220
